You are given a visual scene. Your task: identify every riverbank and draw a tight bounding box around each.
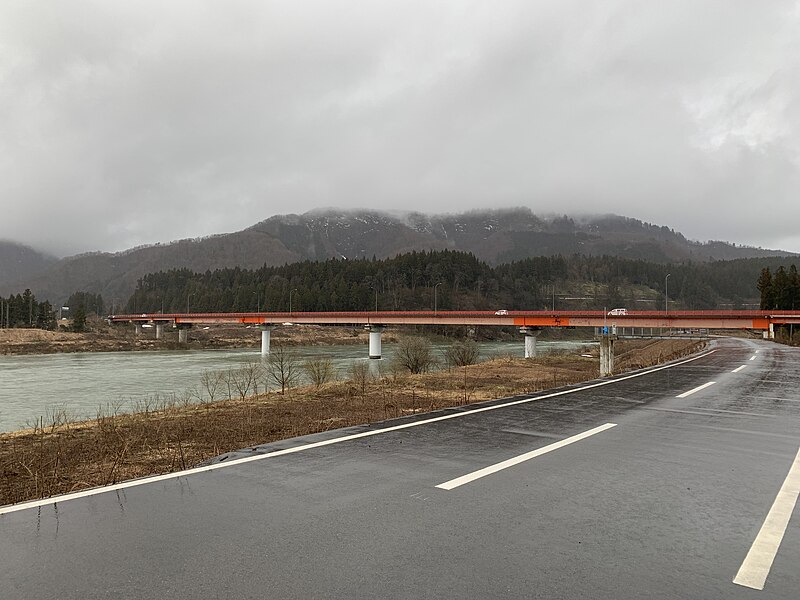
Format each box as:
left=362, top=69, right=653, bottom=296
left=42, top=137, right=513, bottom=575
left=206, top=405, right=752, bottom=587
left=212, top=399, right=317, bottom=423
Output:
left=0, top=319, right=592, bottom=356
left=0, top=338, right=705, bottom=506
left=0, top=322, right=389, bottom=355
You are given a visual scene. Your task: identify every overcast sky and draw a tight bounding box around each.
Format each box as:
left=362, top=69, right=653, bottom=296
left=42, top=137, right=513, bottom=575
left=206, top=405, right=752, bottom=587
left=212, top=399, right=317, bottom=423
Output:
left=2, top=1, right=799, bottom=257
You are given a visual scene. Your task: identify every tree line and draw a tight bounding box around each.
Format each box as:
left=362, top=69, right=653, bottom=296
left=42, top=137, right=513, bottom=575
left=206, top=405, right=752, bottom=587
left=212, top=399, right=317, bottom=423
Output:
left=5, top=251, right=798, bottom=333
left=123, top=249, right=796, bottom=315
left=0, top=289, right=56, bottom=330
left=0, top=290, right=105, bottom=331
left=757, top=265, right=800, bottom=310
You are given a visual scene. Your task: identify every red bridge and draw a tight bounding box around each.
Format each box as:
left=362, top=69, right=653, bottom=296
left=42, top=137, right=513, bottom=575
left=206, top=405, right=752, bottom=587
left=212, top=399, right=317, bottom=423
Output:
left=109, top=310, right=799, bottom=376
left=109, top=309, right=800, bottom=330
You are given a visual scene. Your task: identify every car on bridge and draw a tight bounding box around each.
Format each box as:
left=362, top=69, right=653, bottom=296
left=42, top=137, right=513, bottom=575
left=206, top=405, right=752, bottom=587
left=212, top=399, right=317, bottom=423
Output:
left=608, top=308, right=628, bottom=316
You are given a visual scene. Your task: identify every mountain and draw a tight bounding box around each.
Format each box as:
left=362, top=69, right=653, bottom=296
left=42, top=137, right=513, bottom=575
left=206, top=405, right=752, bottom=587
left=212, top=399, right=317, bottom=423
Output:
left=0, top=241, right=57, bottom=287
left=2, top=208, right=795, bottom=304
left=251, top=208, right=794, bottom=264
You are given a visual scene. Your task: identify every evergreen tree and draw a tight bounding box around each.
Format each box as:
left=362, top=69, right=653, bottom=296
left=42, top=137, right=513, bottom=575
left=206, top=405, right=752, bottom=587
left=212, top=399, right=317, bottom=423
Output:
left=789, top=265, right=800, bottom=310
left=72, top=305, right=87, bottom=332
left=773, top=267, right=791, bottom=310
left=757, top=268, right=774, bottom=309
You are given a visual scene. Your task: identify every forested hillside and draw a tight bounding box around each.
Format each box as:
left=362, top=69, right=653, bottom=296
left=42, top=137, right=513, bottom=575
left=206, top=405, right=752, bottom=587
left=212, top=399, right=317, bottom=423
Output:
left=4, top=208, right=794, bottom=305
left=124, top=250, right=797, bottom=314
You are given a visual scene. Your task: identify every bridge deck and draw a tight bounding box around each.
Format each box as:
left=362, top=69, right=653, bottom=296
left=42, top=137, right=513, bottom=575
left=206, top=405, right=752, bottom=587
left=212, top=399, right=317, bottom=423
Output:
left=108, top=310, right=800, bottom=330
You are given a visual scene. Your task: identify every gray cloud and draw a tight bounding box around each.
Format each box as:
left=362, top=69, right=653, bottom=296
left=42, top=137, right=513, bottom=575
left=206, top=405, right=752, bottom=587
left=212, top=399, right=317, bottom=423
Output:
left=1, top=0, right=799, bottom=256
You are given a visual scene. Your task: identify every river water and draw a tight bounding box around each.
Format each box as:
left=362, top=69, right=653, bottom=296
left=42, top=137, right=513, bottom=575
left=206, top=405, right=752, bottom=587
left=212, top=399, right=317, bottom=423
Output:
left=0, top=339, right=595, bottom=432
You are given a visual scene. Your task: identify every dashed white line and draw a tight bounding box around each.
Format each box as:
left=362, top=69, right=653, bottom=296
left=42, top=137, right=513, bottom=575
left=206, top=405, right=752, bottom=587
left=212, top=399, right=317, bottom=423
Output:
left=732, top=365, right=748, bottom=373
left=750, top=355, right=757, bottom=361
left=0, top=349, right=716, bottom=516
left=733, top=447, right=800, bottom=590
left=676, top=381, right=716, bottom=398
left=435, top=423, right=617, bottom=490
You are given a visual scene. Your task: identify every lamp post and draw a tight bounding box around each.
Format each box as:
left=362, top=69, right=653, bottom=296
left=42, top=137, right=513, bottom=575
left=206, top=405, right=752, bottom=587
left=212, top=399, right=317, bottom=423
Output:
left=186, top=292, right=192, bottom=314
left=289, top=288, right=298, bottom=314
left=665, top=273, right=671, bottom=314
left=434, top=282, right=443, bottom=314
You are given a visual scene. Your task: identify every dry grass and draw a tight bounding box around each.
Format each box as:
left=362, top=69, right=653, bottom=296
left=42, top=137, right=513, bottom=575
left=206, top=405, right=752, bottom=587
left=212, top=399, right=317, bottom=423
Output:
left=0, top=339, right=705, bottom=506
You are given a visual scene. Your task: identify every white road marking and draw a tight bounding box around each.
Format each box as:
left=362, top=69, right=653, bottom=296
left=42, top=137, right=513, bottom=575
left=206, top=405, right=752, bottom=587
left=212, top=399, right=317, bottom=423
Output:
left=732, top=365, right=748, bottom=373
left=733, top=447, right=800, bottom=590
left=435, top=423, right=617, bottom=490
left=0, top=350, right=716, bottom=516
left=750, top=355, right=757, bottom=361
left=676, top=381, right=716, bottom=398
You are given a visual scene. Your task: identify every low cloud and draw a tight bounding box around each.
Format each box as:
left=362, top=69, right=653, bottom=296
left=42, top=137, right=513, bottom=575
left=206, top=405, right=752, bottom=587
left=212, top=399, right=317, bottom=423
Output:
left=1, top=0, right=798, bottom=256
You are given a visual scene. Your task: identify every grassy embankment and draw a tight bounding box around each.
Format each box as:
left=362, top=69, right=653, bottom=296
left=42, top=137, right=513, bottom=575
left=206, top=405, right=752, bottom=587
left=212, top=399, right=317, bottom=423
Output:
left=0, top=338, right=705, bottom=506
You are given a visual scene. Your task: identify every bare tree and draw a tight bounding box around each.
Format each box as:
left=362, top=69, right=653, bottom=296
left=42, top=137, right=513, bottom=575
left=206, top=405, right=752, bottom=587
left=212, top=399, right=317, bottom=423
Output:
left=393, top=336, right=435, bottom=374
left=222, top=369, right=234, bottom=400
left=303, top=356, right=335, bottom=389
left=200, top=369, right=225, bottom=403
left=230, top=362, right=262, bottom=400
left=267, top=344, right=301, bottom=394
left=349, top=361, right=373, bottom=396
left=443, top=339, right=479, bottom=368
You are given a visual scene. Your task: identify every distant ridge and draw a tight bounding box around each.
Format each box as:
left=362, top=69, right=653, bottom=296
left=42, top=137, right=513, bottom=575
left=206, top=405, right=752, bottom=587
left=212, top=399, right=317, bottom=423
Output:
left=1, top=208, right=795, bottom=303
left=0, top=241, right=57, bottom=287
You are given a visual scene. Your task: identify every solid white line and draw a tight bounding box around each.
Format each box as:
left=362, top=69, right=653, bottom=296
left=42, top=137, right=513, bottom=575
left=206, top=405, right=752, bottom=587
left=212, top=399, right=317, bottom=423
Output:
left=732, top=365, right=748, bottom=373
left=0, top=349, right=717, bottom=516
left=750, top=355, right=757, bottom=361
left=676, top=381, right=716, bottom=398
left=435, top=423, right=617, bottom=490
left=733, top=447, right=800, bottom=590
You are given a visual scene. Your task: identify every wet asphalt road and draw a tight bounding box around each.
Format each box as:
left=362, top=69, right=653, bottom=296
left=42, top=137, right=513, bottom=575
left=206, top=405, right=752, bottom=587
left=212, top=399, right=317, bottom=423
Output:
left=1, top=337, right=799, bottom=599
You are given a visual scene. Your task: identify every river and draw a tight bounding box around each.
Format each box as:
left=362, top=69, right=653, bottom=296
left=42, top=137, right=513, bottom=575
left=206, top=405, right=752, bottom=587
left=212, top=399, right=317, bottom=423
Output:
left=0, top=339, right=595, bottom=432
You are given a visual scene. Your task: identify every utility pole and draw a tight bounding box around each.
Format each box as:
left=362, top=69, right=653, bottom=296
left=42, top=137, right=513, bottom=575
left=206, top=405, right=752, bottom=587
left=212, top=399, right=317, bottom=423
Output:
left=665, top=273, right=671, bottom=314
left=434, top=282, right=443, bottom=314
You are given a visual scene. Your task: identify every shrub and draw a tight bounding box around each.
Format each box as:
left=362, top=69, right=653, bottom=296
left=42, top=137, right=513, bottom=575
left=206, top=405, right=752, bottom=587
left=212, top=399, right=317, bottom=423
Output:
left=394, top=336, right=434, bottom=374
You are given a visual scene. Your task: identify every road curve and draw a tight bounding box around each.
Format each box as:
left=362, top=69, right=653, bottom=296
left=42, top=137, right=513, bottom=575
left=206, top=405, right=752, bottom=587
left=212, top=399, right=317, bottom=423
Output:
left=1, top=337, right=799, bottom=599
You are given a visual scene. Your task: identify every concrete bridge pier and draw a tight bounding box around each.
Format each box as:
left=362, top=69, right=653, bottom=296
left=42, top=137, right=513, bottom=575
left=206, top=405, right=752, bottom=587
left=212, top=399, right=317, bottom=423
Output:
left=177, top=324, right=192, bottom=344
left=368, top=325, right=386, bottom=359
left=134, top=322, right=143, bottom=336
left=155, top=322, right=164, bottom=340
left=600, top=335, right=617, bottom=377
left=520, top=327, right=541, bottom=358
left=260, top=325, right=274, bottom=356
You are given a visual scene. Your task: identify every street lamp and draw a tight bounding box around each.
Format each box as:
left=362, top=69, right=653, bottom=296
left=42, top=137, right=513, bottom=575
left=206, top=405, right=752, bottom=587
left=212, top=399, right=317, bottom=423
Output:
left=434, top=282, right=443, bottom=314
left=665, top=273, right=671, bottom=314
left=289, top=288, right=298, bottom=314
left=186, top=292, right=192, bottom=314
